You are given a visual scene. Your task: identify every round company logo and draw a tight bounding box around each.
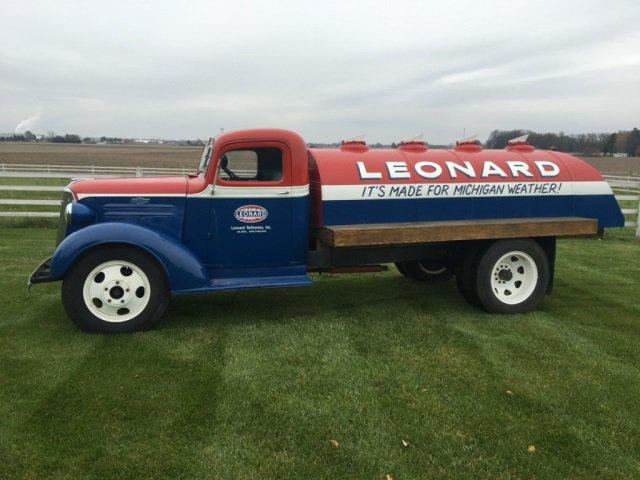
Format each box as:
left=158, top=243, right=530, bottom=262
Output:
left=234, top=205, right=269, bottom=224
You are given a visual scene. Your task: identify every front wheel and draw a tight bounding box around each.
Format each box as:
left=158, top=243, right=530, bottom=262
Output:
left=475, top=239, right=549, bottom=314
left=62, top=246, right=170, bottom=333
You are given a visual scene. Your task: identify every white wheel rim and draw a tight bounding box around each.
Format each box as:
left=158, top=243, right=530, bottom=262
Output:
left=490, top=251, right=538, bottom=305
left=82, top=260, right=151, bottom=323
left=418, top=262, right=447, bottom=275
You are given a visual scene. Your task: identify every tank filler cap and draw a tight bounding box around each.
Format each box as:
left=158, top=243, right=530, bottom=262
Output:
left=506, top=133, right=534, bottom=152
left=455, top=134, right=482, bottom=152
left=398, top=134, right=428, bottom=152
left=340, top=134, right=369, bottom=152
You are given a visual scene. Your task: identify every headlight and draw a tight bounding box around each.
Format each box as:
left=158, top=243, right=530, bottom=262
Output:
left=64, top=202, right=73, bottom=222
left=66, top=203, right=95, bottom=227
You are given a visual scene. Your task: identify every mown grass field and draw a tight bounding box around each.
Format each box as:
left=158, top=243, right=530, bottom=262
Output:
left=1, top=225, right=639, bottom=479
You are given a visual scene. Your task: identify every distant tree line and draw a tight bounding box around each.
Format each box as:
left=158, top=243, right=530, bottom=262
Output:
left=0, top=131, right=83, bottom=143
left=486, top=128, right=640, bottom=156
left=51, top=134, right=82, bottom=143
left=0, top=131, right=205, bottom=146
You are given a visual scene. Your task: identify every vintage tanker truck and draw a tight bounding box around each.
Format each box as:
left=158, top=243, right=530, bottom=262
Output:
left=29, top=129, right=624, bottom=332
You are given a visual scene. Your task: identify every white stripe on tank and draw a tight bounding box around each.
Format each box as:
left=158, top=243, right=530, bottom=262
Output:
left=321, top=181, right=613, bottom=201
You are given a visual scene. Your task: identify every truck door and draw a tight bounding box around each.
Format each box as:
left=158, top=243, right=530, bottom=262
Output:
left=208, top=141, right=297, bottom=277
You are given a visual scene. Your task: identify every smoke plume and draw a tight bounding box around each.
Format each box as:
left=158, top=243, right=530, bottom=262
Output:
left=15, top=108, right=43, bottom=134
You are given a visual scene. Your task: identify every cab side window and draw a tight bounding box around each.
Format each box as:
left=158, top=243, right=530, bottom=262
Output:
left=218, top=147, right=282, bottom=182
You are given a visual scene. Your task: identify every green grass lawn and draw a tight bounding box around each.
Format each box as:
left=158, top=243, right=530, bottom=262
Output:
left=1, top=228, right=639, bottom=479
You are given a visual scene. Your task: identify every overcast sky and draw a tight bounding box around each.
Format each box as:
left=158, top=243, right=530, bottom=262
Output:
left=1, top=0, right=639, bottom=144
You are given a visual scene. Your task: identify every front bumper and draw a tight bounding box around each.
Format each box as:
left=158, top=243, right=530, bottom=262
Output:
left=28, top=256, right=57, bottom=289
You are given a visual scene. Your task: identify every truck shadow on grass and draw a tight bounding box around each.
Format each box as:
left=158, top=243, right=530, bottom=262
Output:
left=162, top=272, right=484, bottom=330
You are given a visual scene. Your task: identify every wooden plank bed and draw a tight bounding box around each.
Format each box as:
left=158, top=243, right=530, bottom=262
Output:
left=318, top=217, right=598, bottom=248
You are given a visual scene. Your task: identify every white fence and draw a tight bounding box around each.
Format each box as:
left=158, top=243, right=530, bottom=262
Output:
left=0, top=185, right=63, bottom=217
left=604, top=174, right=640, bottom=194
left=604, top=174, right=640, bottom=235
left=0, top=163, right=192, bottom=178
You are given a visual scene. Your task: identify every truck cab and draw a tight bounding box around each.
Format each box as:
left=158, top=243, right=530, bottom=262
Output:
left=182, top=129, right=311, bottom=287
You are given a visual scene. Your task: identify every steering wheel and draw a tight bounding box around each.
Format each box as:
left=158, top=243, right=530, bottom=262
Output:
left=219, top=155, right=240, bottom=181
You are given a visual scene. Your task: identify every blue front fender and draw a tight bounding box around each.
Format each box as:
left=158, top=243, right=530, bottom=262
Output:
left=50, top=223, right=209, bottom=293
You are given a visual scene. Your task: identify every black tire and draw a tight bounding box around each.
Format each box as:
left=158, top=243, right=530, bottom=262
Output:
left=395, top=260, right=453, bottom=282
left=475, top=239, right=549, bottom=314
left=455, top=243, right=485, bottom=307
left=395, top=261, right=409, bottom=277
left=62, top=246, right=170, bottom=333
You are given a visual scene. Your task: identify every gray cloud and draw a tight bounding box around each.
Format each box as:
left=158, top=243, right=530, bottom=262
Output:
left=1, top=0, right=639, bottom=143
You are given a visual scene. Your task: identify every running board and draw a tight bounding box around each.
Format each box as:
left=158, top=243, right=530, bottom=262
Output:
left=207, top=275, right=312, bottom=292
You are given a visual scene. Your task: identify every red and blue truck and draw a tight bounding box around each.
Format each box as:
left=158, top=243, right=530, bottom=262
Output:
left=29, top=129, right=624, bottom=332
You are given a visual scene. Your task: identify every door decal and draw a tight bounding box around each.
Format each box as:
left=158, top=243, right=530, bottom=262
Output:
left=234, top=205, right=269, bottom=223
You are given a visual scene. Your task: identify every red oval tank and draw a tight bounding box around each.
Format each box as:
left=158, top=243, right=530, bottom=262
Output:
left=307, top=144, right=623, bottom=229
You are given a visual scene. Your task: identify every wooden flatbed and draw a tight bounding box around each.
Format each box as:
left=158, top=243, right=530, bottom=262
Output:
left=318, top=217, right=598, bottom=248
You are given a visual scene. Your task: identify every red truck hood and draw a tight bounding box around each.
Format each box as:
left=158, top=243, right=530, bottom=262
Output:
left=69, top=176, right=188, bottom=198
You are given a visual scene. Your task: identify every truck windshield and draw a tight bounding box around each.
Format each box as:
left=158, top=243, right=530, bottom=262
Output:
left=197, top=140, right=214, bottom=173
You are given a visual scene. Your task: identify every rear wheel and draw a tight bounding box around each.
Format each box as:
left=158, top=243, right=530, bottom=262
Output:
left=455, top=244, right=485, bottom=307
left=62, top=246, right=169, bottom=333
left=395, top=260, right=453, bottom=282
left=475, top=239, right=549, bottom=314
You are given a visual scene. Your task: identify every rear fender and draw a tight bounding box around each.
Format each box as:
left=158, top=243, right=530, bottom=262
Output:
left=50, top=222, right=209, bottom=293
